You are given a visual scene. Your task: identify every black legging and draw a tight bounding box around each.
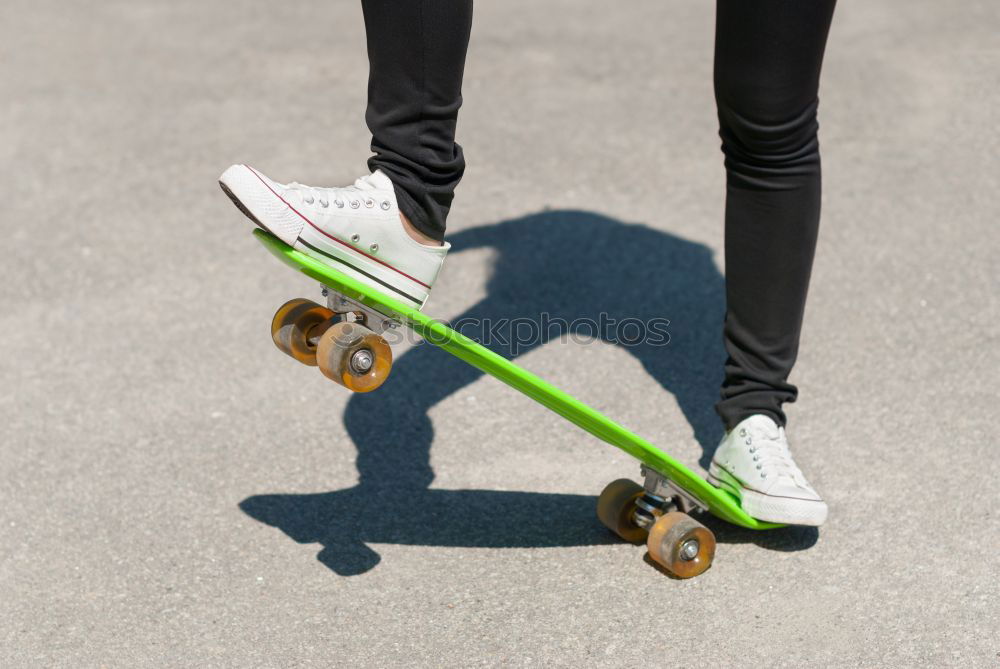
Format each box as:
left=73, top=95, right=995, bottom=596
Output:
left=362, top=0, right=837, bottom=429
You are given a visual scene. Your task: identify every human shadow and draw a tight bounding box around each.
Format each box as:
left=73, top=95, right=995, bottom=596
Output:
left=240, top=210, right=817, bottom=575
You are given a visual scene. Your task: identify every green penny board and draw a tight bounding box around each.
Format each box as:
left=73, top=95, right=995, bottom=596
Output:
left=255, top=229, right=782, bottom=530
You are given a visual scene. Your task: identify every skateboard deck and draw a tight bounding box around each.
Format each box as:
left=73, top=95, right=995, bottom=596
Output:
left=254, top=228, right=781, bottom=533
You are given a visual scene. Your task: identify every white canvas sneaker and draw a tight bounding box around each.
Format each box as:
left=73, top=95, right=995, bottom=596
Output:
left=219, top=164, right=449, bottom=309
left=708, top=415, right=828, bottom=526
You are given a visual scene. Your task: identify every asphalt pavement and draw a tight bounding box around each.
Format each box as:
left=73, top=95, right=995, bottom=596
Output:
left=2, top=0, right=998, bottom=666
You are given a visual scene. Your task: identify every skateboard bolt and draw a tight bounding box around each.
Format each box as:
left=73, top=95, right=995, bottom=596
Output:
left=350, top=349, right=374, bottom=374
left=680, top=539, right=700, bottom=561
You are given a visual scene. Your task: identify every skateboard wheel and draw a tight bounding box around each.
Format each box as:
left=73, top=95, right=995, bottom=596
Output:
left=596, top=478, right=647, bottom=544
left=270, top=298, right=338, bottom=366
left=646, top=511, right=715, bottom=579
left=316, top=321, right=392, bottom=392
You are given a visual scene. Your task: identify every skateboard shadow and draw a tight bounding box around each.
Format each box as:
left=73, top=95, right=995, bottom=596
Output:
left=240, top=210, right=818, bottom=575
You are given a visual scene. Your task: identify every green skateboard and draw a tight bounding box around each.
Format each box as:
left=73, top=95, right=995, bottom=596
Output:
left=255, top=229, right=782, bottom=578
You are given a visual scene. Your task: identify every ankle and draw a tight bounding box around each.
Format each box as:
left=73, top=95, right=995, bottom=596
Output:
left=400, top=212, right=443, bottom=247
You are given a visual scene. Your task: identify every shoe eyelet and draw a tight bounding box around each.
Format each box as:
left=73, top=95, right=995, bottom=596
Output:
left=320, top=200, right=329, bottom=208
left=380, top=200, right=391, bottom=210
left=335, top=200, right=344, bottom=208
left=760, top=473, right=767, bottom=479
left=350, top=200, right=360, bottom=209
left=756, top=464, right=762, bottom=470
left=745, top=438, right=752, bottom=445
left=304, top=195, right=314, bottom=204
left=364, top=198, right=374, bottom=208
left=749, top=447, right=755, bottom=453
left=739, top=429, right=746, bottom=437
left=351, top=234, right=360, bottom=243
left=369, top=243, right=379, bottom=253
left=752, top=455, right=758, bottom=462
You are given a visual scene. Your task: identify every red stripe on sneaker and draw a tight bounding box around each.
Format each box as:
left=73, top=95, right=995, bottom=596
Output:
left=244, top=165, right=431, bottom=289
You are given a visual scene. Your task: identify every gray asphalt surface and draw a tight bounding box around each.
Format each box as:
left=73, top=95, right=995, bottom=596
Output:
left=2, top=0, right=998, bottom=666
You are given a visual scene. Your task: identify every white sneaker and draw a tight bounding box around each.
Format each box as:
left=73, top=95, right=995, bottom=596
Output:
left=708, top=415, right=828, bottom=526
left=219, top=164, right=449, bottom=309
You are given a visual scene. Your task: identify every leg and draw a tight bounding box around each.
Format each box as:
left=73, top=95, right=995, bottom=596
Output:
left=219, top=1, right=471, bottom=310
left=714, top=0, right=837, bottom=429
left=363, top=0, right=474, bottom=243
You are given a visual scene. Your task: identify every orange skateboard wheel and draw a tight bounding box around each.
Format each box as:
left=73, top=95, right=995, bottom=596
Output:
left=270, top=298, right=337, bottom=366
left=315, top=321, right=393, bottom=392
left=646, top=511, right=715, bottom=579
left=596, top=479, right=648, bottom=544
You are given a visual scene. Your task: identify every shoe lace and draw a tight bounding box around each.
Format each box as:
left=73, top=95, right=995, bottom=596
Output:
left=285, top=175, right=383, bottom=209
left=744, top=425, right=807, bottom=487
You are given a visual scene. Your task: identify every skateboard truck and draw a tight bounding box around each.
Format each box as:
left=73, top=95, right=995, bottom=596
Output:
left=596, top=471, right=717, bottom=578
left=269, top=288, right=397, bottom=393
left=321, top=285, right=399, bottom=335
left=615, top=466, right=713, bottom=570
left=632, top=465, right=708, bottom=530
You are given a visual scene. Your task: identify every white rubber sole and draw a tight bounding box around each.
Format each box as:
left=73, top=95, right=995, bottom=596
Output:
left=708, top=461, right=828, bottom=526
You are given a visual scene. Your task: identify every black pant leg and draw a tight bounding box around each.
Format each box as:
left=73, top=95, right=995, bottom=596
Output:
left=362, top=0, right=473, bottom=241
left=713, top=0, right=837, bottom=429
